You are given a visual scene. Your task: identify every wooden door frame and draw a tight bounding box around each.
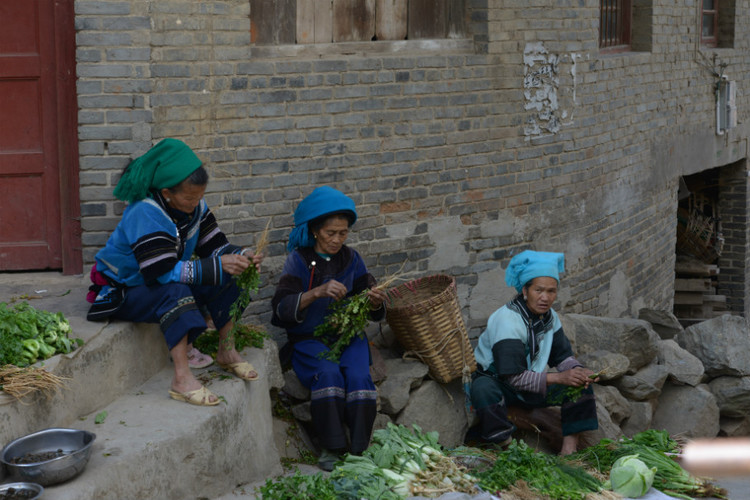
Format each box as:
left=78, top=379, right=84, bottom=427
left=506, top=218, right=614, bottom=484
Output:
left=55, top=0, right=82, bottom=275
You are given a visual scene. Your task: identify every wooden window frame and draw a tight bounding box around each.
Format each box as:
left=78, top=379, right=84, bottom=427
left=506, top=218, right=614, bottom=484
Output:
left=599, top=0, right=632, bottom=52
left=701, top=0, right=719, bottom=47
left=250, top=0, right=466, bottom=47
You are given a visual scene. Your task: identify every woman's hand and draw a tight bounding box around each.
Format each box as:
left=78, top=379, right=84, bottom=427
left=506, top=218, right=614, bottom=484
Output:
left=241, top=249, right=264, bottom=272
left=366, top=287, right=388, bottom=310
left=315, top=279, right=349, bottom=302
left=549, top=366, right=598, bottom=388
left=220, top=253, right=251, bottom=276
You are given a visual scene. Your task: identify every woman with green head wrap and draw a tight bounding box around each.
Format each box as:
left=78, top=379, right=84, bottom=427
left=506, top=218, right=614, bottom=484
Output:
left=86, top=138, right=265, bottom=406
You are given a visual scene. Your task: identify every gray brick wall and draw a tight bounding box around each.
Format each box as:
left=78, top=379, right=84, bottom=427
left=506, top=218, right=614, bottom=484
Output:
left=75, top=0, right=750, bottom=337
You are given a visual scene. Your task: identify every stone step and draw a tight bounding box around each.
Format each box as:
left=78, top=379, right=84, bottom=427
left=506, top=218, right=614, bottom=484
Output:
left=43, top=345, right=282, bottom=500
left=0, top=319, right=168, bottom=447
left=1, top=273, right=285, bottom=499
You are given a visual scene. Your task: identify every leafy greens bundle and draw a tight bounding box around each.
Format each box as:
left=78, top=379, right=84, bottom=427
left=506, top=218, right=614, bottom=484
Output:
left=0, top=301, right=82, bottom=367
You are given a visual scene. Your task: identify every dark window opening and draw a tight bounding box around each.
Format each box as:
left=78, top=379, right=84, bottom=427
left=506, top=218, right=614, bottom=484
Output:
left=599, top=0, right=632, bottom=51
left=675, top=161, right=748, bottom=326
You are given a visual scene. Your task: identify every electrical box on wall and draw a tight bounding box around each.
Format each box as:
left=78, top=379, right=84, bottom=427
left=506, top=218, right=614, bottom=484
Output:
left=717, top=78, right=737, bottom=135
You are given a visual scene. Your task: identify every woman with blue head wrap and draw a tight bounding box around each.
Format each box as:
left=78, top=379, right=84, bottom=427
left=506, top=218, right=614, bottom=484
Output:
left=470, top=250, right=599, bottom=455
left=272, top=186, right=388, bottom=470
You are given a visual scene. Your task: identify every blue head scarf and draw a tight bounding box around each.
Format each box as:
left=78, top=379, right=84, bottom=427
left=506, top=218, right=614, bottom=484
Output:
left=287, top=186, right=357, bottom=251
left=505, top=250, right=565, bottom=292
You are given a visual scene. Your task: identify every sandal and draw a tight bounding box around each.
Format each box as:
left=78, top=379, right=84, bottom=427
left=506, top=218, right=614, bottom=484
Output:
left=187, top=346, right=214, bottom=369
left=218, top=361, right=259, bottom=381
left=168, top=386, right=220, bottom=406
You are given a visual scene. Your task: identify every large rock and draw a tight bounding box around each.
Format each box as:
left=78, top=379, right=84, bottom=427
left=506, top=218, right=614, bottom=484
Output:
left=370, top=345, right=388, bottom=383
left=577, top=350, right=630, bottom=381
left=638, top=308, right=684, bottom=340
left=613, top=364, right=670, bottom=401
left=560, top=314, right=659, bottom=373
left=281, top=369, right=310, bottom=401
left=580, top=402, right=623, bottom=449
left=656, top=339, right=705, bottom=386
left=620, top=401, right=655, bottom=437
left=708, top=376, right=750, bottom=418
left=373, top=412, right=393, bottom=431
left=377, top=358, right=429, bottom=415
left=291, top=401, right=311, bottom=422
left=593, top=384, right=632, bottom=426
left=396, top=380, right=469, bottom=448
left=720, top=416, right=750, bottom=437
left=652, top=383, right=720, bottom=438
left=676, top=315, right=750, bottom=377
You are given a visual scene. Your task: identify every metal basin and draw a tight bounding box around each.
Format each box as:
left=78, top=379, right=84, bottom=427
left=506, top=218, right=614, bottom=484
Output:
left=0, top=482, right=44, bottom=499
left=1, top=428, right=96, bottom=487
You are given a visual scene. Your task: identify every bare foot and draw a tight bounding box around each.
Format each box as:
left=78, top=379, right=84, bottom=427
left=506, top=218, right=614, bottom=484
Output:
left=560, top=435, right=579, bottom=456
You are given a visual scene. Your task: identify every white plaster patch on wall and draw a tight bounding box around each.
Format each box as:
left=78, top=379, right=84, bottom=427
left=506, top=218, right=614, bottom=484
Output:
left=385, top=220, right=419, bottom=239
left=425, top=217, right=471, bottom=271
left=607, top=269, right=631, bottom=318
left=469, top=264, right=516, bottom=324
left=478, top=215, right=515, bottom=239
left=523, top=42, right=580, bottom=138
left=564, top=237, right=589, bottom=275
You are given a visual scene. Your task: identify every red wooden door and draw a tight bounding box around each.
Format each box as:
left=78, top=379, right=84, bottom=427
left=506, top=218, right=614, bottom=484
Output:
left=0, top=0, right=79, bottom=272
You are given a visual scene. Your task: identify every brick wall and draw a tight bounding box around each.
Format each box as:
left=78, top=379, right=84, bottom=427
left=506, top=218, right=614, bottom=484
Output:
left=718, top=161, right=750, bottom=317
left=75, top=0, right=750, bottom=337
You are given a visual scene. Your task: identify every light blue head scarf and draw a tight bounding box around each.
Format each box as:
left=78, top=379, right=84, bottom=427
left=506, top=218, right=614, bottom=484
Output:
left=286, top=186, right=357, bottom=251
left=505, top=250, right=565, bottom=292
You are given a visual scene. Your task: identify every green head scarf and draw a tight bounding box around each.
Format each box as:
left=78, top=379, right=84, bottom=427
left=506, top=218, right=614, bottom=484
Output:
left=113, top=138, right=203, bottom=202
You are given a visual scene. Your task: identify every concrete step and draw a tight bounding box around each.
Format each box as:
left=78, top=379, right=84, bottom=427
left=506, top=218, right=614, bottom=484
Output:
left=1, top=273, right=285, bottom=499
left=44, top=345, right=283, bottom=500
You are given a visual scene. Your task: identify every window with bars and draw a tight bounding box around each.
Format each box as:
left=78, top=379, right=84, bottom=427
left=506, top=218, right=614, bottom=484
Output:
left=250, top=0, right=466, bottom=45
left=599, top=0, right=631, bottom=51
left=701, top=0, right=718, bottom=47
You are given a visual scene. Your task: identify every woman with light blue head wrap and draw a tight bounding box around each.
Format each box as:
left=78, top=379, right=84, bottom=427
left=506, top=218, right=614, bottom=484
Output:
left=504, top=250, right=565, bottom=292
left=470, top=250, right=599, bottom=456
left=272, top=186, right=388, bottom=471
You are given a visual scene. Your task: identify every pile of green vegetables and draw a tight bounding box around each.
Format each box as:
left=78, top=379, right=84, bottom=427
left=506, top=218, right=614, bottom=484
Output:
left=258, top=427, right=725, bottom=500
left=258, top=423, right=477, bottom=499
left=193, top=322, right=268, bottom=357
left=476, top=439, right=604, bottom=500
left=313, top=289, right=372, bottom=362
left=571, top=429, right=726, bottom=499
left=0, top=302, right=82, bottom=367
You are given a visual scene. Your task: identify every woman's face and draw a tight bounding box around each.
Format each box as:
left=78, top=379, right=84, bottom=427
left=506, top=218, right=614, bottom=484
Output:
left=162, top=183, right=205, bottom=214
left=313, top=216, right=350, bottom=255
left=523, top=276, right=558, bottom=315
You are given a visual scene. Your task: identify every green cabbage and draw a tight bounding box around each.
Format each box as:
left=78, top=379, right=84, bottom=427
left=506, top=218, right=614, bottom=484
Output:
left=609, top=454, right=657, bottom=498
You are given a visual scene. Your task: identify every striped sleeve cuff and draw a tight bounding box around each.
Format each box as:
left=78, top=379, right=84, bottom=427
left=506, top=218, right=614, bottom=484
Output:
left=179, top=256, right=224, bottom=286
left=556, top=356, right=583, bottom=372
left=505, top=370, right=546, bottom=394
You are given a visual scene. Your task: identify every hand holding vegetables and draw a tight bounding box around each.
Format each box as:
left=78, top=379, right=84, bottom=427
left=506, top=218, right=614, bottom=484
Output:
left=549, top=366, right=599, bottom=388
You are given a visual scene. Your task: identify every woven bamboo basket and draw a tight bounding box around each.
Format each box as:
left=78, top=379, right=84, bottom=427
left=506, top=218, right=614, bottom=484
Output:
left=385, top=274, right=476, bottom=384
